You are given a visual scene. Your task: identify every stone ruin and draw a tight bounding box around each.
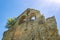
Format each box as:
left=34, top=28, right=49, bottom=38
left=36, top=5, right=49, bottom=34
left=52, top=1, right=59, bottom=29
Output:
left=2, top=8, right=60, bottom=40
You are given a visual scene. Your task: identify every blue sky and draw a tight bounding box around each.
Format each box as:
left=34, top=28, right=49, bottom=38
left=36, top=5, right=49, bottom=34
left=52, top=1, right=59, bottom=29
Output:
left=0, top=0, right=60, bottom=40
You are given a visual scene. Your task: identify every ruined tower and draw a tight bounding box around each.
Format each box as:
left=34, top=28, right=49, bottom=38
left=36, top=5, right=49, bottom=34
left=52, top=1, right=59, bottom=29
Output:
left=2, top=8, right=60, bottom=40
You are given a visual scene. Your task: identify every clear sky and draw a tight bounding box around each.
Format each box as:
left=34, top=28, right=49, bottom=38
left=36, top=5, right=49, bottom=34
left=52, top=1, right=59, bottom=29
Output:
left=0, top=0, right=60, bottom=40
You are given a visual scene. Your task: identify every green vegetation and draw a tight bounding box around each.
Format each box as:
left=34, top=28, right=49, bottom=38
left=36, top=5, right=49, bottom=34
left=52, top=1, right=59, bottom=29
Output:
left=6, top=17, right=17, bottom=29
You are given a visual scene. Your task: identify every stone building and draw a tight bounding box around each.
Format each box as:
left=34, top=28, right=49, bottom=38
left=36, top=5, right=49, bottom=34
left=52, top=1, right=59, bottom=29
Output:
left=2, top=8, right=60, bottom=40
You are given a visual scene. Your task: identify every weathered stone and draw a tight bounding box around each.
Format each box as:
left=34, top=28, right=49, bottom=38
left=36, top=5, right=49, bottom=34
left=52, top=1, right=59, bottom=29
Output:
left=2, top=8, right=60, bottom=40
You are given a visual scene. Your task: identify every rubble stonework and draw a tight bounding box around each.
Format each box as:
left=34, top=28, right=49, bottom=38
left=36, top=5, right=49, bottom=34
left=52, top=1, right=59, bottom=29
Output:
left=2, top=8, right=60, bottom=40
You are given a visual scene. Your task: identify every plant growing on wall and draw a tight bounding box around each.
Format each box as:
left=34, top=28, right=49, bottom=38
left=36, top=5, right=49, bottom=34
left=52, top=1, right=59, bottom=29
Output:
left=5, top=17, right=17, bottom=29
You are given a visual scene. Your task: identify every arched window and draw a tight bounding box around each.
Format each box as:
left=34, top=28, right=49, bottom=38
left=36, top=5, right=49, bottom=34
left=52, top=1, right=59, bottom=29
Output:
left=18, top=15, right=26, bottom=24
left=30, top=13, right=36, bottom=21
left=30, top=16, right=36, bottom=21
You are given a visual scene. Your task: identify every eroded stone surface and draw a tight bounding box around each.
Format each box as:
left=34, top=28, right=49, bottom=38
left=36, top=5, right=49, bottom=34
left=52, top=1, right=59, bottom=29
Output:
left=2, top=8, right=60, bottom=40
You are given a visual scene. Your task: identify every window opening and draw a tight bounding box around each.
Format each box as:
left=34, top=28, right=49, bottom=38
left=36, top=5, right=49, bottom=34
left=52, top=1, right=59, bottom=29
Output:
left=31, top=16, right=36, bottom=21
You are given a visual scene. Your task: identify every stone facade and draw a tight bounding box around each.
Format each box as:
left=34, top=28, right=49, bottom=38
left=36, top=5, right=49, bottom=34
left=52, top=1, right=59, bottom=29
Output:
left=2, top=8, right=60, bottom=40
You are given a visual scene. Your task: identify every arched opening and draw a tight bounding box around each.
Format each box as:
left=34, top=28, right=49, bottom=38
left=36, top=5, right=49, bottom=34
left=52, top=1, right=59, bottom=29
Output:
left=18, top=15, right=26, bottom=24
left=30, top=16, right=36, bottom=21
left=30, top=13, right=36, bottom=21
left=26, top=9, right=30, bottom=15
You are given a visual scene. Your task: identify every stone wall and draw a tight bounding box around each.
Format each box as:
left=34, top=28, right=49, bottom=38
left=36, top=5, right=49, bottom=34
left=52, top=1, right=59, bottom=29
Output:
left=2, top=8, right=60, bottom=40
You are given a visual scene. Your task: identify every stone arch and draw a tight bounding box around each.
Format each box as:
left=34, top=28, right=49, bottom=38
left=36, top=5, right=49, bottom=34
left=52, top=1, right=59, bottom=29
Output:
left=29, top=13, right=36, bottom=21
left=18, top=15, right=26, bottom=24
left=26, top=9, right=30, bottom=15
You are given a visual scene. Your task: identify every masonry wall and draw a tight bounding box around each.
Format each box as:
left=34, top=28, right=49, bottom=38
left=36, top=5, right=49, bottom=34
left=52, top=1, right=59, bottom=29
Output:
left=2, top=8, right=60, bottom=40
